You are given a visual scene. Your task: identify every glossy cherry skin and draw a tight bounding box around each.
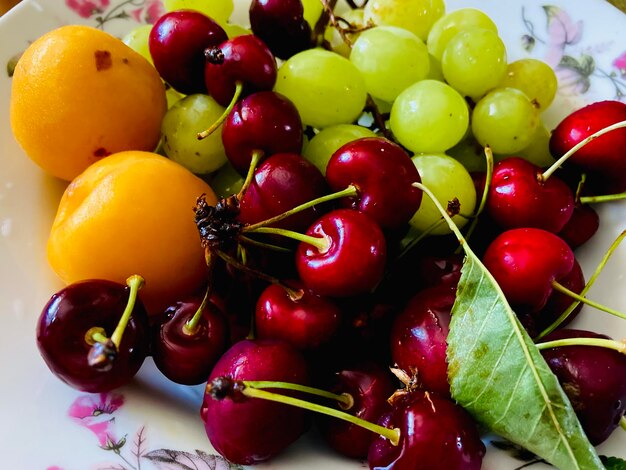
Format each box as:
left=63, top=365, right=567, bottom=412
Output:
left=200, top=339, right=310, bottom=465
left=255, top=281, right=341, bottom=350
left=326, top=137, right=423, bottom=230
left=550, top=100, right=626, bottom=191
left=368, top=391, right=486, bottom=470
left=249, top=0, right=312, bottom=59
left=296, top=209, right=387, bottom=298
left=483, top=228, right=575, bottom=314
left=318, top=362, right=396, bottom=459
left=238, top=153, right=329, bottom=232
left=390, top=284, right=456, bottom=398
left=487, top=157, right=574, bottom=233
left=151, top=296, right=228, bottom=385
left=540, top=328, right=626, bottom=445
left=558, top=203, right=600, bottom=250
left=204, top=34, right=277, bottom=107
left=222, top=91, right=303, bottom=175
left=36, top=279, right=149, bottom=393
left=149, top=10, right=228, bottom=94
left=416, top=253, right=464, bottom=289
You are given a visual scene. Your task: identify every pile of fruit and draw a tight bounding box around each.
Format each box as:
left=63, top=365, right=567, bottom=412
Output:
left=9, top=0, right=626, bottom=468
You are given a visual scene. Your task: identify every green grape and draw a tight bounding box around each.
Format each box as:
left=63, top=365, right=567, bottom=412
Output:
left=409, top=153, right=477, bottom=235
left=471, top=87, right=540, bottom=155
left=222, top=22, right=252, bottom=39
left=303, top=124, right=376, bottom=174
left=512, top=123, right=556, bottom=168
left=447, top=136, right=488, bottom=173
left=274, top=48, right=368, bottom=129
left=166, top=86, right=185, bottom=108
left=122, top=24, right=153, bottom=64
left=426, top=53, right=445, bottom=81
left=363, top=0, right=446, bottom=42
left=302, top=0, right=324, bottom=29
left=163, top=0, right=234, bottom=22
left=427, top=8, right=498, bottom=61
left=210, top=161, right=244, bottom=197
left=389, top=79, right=469, bottom=153
left=161, top=94, right=228, bottom=175
left=499, top=59, right=558, bottom=111
left=441, top=28, right=507, bottom=99
left=324, top=9, right=365, bottom=58
left=350, top=26, right=429, bottom=102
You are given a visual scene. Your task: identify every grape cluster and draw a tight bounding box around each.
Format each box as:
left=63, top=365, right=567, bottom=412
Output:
left=32, top=0, right=626, bottom=468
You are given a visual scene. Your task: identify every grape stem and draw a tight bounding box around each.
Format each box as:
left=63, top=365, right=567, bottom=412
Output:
left=197, top=81, right=244, bottom=140
left=110, top=275, right=144, bottom=348
left=535, top=337, right=626, bottom=355
left=535, top=230, right=626, bottom=339
left=550, top=280, right=626, bottom=321
left=540, top=119, right=626, bottom=182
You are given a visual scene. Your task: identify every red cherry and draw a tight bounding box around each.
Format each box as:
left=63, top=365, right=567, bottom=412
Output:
left=550, top=100, right=626, bottom=191
left=149, top=10, right=227, bottom=94
left=238, top=152, right=329, bottom=232
left=255, top=281, right=342, bottom=350
left=390, top=284, right=456, bottom=398
left=295, top=209, right=387, bottom=298
left=204, top=34, right=277, bottom=107
left=487, top=157, right=574, bottom=233
left=326, top=137, right=423, bottom=230
left=200, top=339, right=310, bottom=465
left=222, top=91, right=303, bottom=175
left=483, top=228, right=575, bottom=313
left=558, top=203, right=600, bottom=249
left=368, top=391, right=486, bottom=470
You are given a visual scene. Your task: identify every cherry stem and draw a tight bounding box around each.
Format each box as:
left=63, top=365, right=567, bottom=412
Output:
left=85, top=327, right=108, bottom=345
left=238, top=235, right=292, bottom=252
left=244, top=381, right=354, bottom=409
left=579, top=191, right=626, bottom=204
left=183, top=254, right=215, bottom=336
left=237, top=150, right=264, bottom=200
left=541, top=119, right=626, bottom=181
left=242, top=184, right=358, bottom=233
left=197, top=81, right=244, bottom=140
left=461, top=146, right=495, bottom=249
left=247, top=227, right=330, bottom=252
left=535, top=337, right=626, bottom=355
left=574, top=173, right=587, bottom=202
left=239, top=383, right=401, bottom=445
left=536, top=230, right=626, bottom=339
left=110, top=275, right=144, bottom=348
left=550, top=280, right=626, bottom=320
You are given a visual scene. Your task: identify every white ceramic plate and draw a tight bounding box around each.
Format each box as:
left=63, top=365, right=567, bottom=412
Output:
left=1, top=1, right=625, bottom=469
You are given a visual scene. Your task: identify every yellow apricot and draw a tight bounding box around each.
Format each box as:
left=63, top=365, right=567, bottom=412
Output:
left=47, top=151, right=216, bottom=314
left=10, top=25, right=167, bottom=181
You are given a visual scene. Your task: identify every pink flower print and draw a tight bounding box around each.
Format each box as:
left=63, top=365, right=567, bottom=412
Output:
left=65, top=0, right=110, bottom=19
left=614, top=51, right=626, bottom=78
left=543, top=5, right=583, bottom=68
left=68, top=392, right=125, bottom=448
left=130, top=0, right=166, bottom=24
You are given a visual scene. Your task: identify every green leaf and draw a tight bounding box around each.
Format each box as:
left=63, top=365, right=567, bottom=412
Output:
left=601, top=455, right=626, bottom=470
left=446, top=248, right=604, bottom=470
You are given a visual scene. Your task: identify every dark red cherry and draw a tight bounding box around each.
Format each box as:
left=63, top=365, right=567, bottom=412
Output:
left=487, top=157, right=574, bottom=233
left=540, top=328, right=626, bottom=445
left=368, top=391, right=486, bottom=470
left=416, top=253, right=464, bottom=289
left=222, top=91, right=303, bottom=175
left=249, top=0, right=312, bottom=59
left=149, top=10, right=228, bottom=94
left=390, top=284, right=456, bottom=398
left=255, top=281, right=341, bottom=350
left=238, top=153, right=329, bottom=232
left=483, top=228, right=575, bottom=314
left=558, top=203, right=600, bottom=249
left=151, top=295, right=228, bottom=385
left=318, top=362, right=396, bottom=459
left=326, top=137, right=423, bottom=230
left=200, top=339, right=310, bottom=465
left=550, top=100, right=626, bottom=191
left=36, top=279, right=149, bottom=393
left=296, top=209, right=387, bottom=298
left=204, top=34, right=277, bottom=107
